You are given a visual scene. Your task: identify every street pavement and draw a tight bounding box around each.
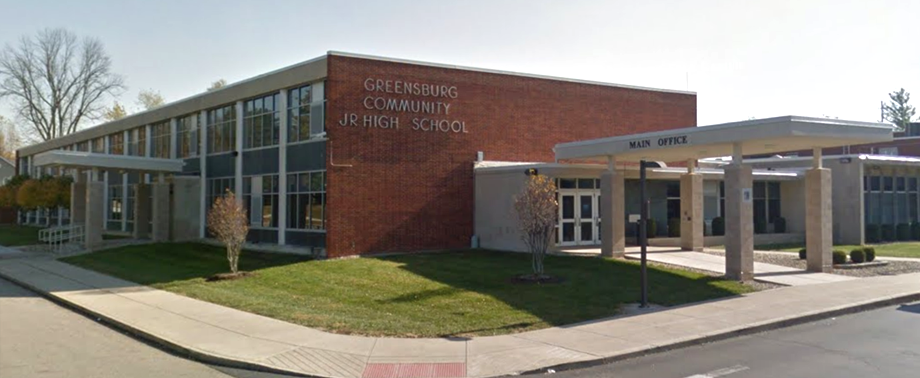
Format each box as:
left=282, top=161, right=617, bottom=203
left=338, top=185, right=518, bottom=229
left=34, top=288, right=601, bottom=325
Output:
left=0, top=278, right=292, bottom=378
left=553, top=302, right=920, bottom=378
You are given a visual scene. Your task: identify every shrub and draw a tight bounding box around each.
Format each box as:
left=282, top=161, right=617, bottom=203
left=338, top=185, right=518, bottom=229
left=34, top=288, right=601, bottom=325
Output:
left=712, top=217, right=725, bottom=236
left=668, top=218, right=680, bottom=237
left=754, top=218, right=767, bottom=234
left=881, top=224, right=896, bottom=241
left=912, top=222, right=920, bottom=241
left=850, top=249, right=866, bottom=264
left=773, top=217, right=787, bottom=233
left=832, top=250, right=848, bottom=265
left=863, top=247, right=876, bottom=262
left=646, top=219, right=658, bottom=239
left=865, top=224, right=881, bottom=243
left=798, top=248, right=807, bottom=260
left=897, top=223, right=911, bottom=241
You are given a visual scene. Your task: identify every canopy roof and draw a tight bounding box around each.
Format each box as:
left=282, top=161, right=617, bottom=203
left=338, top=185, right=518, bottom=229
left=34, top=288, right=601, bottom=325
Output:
left=554, top=116, right=894, bottom=163
left=33, top=151, right=184, bottom=173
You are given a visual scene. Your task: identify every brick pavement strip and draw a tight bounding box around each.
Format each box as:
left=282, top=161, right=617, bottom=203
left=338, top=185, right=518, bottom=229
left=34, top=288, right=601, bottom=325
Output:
left=1, top=256, right=919, bottom=378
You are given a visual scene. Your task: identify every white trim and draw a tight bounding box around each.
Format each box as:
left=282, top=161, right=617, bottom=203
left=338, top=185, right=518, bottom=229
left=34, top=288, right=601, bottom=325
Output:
left=32, top=151, right=185, bottom=173
left=286, top=137, right=328, bottom=147
left=328, top=51, right=696, bottom=96
left=234, top=101, right=244, bottom=201
left=241, top=144, right=280, bottom=153
left=199, top=110, right=208, bottom=239
left=169, top=118, right=178, bottom=160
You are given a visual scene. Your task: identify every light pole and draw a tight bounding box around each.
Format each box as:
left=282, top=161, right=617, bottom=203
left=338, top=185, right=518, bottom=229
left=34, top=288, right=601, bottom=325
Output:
left=639, top=160, right=666, bottom=308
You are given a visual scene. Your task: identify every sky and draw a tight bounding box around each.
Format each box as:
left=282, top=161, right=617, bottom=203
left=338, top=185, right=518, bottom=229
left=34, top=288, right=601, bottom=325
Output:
left=1, top=0, right=918, bottom=129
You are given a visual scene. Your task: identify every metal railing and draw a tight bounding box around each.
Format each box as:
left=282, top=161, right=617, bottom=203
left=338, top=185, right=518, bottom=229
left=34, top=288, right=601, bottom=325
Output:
left=38, top=223, right=84, bottom=253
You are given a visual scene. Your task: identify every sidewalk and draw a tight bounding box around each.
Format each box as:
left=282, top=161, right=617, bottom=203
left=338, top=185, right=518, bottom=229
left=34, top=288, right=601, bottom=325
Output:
left=1, top=257, right=919, bottom=378
left=623, top=248, right=856, bottom=286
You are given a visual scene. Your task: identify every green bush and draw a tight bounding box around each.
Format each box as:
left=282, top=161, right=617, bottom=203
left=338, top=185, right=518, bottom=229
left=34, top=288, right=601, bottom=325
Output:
left=798, top=248, right=807, bottom=260
left=850, top=249, right=866, bottom=264
left=668, top=218, right=680, bottom=237
left=865, top=224, right=881, bottom=243
left=863, top=247, right=876, bottom=262
left=773, top=217, right=787, bottom=233
left=832, top=250, right=848, bottom=265
left=897, top=223, right=911, bottom=241
left=881, top=224, right=896, bottom=241
left=712, top=217, right=725, bottom=236
left=912, top=222, right=920, bottom=241
left=754, top=218, right=767, bottom=234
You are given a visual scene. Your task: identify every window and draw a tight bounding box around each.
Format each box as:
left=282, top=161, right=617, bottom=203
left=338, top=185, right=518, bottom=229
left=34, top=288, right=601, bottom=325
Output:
left=128, top=126, right=146, bottom=156
left=286, top=171, right=326, bottom=231
left=287, top=83, right=325, bottom=143
left=76, top=141, right=89, bottom=152
left=243, top=94, right=280, bottom=149
left=177, top=114, right=199, bottom=158
left=92, top=137, right=105, bottom=153
left=110, top=133, right=124, bottom=155
left=206, top=177, right=235, bottom=212
left=243, top=175, right=279, bottom=228
left=207, top=105, right=237, bottom=154
left=109, top=186, right=123, bottom=221
left=150, top=121, right=170, bottom=158
left=878, top=147, right=899, bottom=156
left=666, top=181, right=680, bottom=221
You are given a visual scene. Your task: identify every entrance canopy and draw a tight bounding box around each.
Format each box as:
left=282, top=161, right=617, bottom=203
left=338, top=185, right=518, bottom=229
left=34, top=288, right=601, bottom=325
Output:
left=555, top=116, right=894, bottom=163
left=33, top=150, right=184, bottom=173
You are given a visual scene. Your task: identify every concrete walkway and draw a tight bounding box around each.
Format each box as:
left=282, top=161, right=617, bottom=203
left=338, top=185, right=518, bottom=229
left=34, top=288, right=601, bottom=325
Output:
left=622, top=248, right=857, bottom=286
left=1, top=257, right=919, bottom=378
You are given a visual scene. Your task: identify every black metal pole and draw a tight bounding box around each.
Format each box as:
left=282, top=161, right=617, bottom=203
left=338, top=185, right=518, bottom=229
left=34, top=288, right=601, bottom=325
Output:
left=639, top=160, right=648, bottom=308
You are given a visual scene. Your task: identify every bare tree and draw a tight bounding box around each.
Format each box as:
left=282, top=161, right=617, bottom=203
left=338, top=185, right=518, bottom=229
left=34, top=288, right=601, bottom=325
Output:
left=206, top=79, right=227, bottom=92
left=207, top=189, right=249, bottom=274
left=0, top=28, right=125, bottom=141
left=136, top=89, right=164, bottom=110
left=513, top=174, right=558, bottom=278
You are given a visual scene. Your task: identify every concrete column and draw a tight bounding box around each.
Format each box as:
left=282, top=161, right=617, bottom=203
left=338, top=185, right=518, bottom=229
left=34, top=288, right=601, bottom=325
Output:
left=70, top=174, right=87, bottom=226
left=600, top=157, right=626, bottom=258
left=199, top=110, right=208, bottom=239
left=151, top=174, right=170, bottom=242
left=680, top=160, right=704, bottom=251
left=133, top=182, right=151, bottom=239
left=234, top=101, right=244, bottom=202
left=724, top=163, right=754, bottom=281
left=278, top=89, right=288, bottom=245
left=806, top=159, right=833, bottom=272
left=171, top=176, right=201, bottom=242
left=85, top=170, right=104, bottom=249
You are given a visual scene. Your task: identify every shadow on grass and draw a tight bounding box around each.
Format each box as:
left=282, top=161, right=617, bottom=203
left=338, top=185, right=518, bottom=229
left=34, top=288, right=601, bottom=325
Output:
left=379, top=250, right=748, bottom=334
left=61, top=242, right=310, bottom=286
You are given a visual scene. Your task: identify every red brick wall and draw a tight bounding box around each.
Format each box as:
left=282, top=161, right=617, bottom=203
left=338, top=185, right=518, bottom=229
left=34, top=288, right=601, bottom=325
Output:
left=324, top=55, right=696, bottom=257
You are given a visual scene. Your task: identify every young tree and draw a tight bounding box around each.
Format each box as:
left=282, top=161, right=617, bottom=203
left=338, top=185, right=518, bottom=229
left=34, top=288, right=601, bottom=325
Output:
left=514, top=174, right=558, bottom=278
left=136, top=89, right=165, bottom=110
left=102, top=101, right=128, bottom=121
left=884, top=88, right=916, bottom=132
left=0, top=28, right=125, bottom=141
left=206, top=79, right=227, bottom=92
left=207, top=189, right=249, bottom=274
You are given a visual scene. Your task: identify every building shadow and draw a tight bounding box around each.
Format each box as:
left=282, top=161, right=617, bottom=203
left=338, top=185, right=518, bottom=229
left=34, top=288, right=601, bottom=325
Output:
left=376, top=250, right=745, bottom=337
left=897, top=302, right=920, bottom=315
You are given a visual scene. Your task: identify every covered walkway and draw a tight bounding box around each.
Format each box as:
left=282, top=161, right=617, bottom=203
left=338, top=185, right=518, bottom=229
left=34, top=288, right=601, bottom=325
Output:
left=554, top=116, right=893, bottom=280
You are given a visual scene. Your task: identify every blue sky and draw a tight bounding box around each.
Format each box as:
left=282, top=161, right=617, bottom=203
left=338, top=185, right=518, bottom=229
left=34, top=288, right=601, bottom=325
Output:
left=1, top=0, right=918, bottom=127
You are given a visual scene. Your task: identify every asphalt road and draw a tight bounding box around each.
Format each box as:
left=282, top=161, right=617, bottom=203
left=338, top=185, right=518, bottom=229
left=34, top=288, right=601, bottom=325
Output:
left=553, top=301, right=920, bottom=378
left=0, top=277, right=293, bottom=378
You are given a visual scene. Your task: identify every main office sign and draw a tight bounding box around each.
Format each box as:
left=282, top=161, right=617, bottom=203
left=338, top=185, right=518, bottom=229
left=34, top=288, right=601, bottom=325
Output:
left=337, top=78, right=469, bottom=134
left=628, top=135, right=690, bottom=150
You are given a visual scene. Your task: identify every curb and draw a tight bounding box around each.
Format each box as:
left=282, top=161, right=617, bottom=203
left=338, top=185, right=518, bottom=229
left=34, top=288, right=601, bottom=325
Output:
left=0, top=268, right=319, bottom=378
left=514, top=292, right=920, bottom=376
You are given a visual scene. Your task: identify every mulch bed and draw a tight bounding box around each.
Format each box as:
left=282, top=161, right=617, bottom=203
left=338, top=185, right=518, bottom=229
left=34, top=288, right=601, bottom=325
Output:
left=206, top=271, right=256, bottom=282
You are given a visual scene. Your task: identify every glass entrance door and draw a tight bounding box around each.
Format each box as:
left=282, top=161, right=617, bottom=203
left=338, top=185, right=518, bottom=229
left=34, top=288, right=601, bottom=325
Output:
left=558, top=190, right=600, bottom=246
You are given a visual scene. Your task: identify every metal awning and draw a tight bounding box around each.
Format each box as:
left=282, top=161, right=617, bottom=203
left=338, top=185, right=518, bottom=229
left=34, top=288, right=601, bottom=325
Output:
left=554, top=116, right=894, bottom=163
left=32, top=151, right=185, bottom=173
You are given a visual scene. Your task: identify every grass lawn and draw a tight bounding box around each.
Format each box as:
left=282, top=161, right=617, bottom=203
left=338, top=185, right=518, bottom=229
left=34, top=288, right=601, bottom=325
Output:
left=63, top=243, right=753, bottom=337
left=0, top=224, right=41, bottom=246
left=752, top=242, right=920, bottom=259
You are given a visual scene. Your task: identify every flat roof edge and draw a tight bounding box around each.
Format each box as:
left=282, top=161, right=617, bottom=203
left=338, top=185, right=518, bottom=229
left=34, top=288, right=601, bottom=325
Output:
left=328, top=51, right=696, bottom=96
